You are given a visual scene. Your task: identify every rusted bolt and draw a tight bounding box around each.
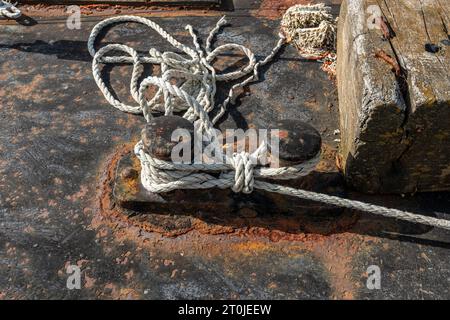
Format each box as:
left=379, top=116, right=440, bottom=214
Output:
left=121, top=167, right=138, bottom=180
left=374, top=49, right=401, bottom=76
left=268, top=119, right=322, bottom=167
left=142, top=115, right=194, bottom=161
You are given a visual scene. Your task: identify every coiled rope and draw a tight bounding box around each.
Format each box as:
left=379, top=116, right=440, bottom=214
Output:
left=0, top=0, right=21, bottom=19
left=281, top=3, right=337, bottom=77
left=88, top=12, right=450, bottom=231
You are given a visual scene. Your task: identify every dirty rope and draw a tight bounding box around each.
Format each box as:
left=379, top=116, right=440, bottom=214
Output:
left=88, top=13, right=450, bottom=231
left=281, top=3, right=337, bottom=77
left=0, top=0, right=21, bottom=19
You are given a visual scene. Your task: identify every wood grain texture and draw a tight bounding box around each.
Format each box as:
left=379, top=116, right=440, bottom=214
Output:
left=337, top=0, right=450, bottom=193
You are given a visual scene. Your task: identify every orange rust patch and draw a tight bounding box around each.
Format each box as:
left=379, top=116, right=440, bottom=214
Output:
left=84, top=273, right=96, bottom=289
left=66, top=185, right=89, bottom=202
left=304, top=233, right=371, bottom=299
left=252, top=0, right=312, bottom=20
left=278, top=129, right=289, bottom=140
left=2, top=74, right=53, bottom=104
left=234, top=233, right=377, bottom=299
left=232, top=241, right=272, bottom=253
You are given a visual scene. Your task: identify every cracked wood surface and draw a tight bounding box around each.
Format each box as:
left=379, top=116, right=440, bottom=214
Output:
left=337, top=0, right=450, bottom=193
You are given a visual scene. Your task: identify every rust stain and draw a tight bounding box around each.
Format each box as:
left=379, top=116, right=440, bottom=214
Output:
left=374, top=49, right=401, bottom=76
left=84, top=273, right=96, bottom=289
left=306, top=233, right=372, bottom=299
left=278, top=129, right=289, bottom=140
left=230, top=234, right=378, bottom=299
left=316, top=143, right=339, bottom=172
left=2, top=74, right=54, bottom=104
left=252, top=0, right=312, bottom=20
left=65, top=185, right=89, bottom=202
left=89, top=141, right=376, bottom=299
left=98, top=283, right=141, bottom=300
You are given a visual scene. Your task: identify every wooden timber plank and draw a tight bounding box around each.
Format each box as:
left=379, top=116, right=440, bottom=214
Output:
left=338, top=0, right=450, bottom=193
left=21, top=0, right=221, bottom=4
left=378, top=0, right=450, bottom=192
left=337, top=0, right=408, bottom=193
left=379, top=0, right=449, bottom=110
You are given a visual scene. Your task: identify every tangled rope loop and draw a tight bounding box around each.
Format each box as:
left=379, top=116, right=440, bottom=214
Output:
left=88, top=15, right=283, bottom=126
left=89, top=14, right=299, bottom=194
left=0, top=0, right=21, bottom=19
left=281, top=3, right=336, bottom=56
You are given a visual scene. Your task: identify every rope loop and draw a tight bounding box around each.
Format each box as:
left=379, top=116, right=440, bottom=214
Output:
left=88, top=15, right=268, bottom=124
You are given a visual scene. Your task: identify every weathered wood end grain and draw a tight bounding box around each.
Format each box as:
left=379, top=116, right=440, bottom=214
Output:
left=338, top=0, right=450, bottom=193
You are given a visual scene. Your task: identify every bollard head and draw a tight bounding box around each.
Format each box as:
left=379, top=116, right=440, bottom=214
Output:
left=268, top=119, right=322, bottom=167
left=141, top=115, right=194, bottom=161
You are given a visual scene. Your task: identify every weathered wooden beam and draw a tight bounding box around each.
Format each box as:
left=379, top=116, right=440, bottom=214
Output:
left=337, top=0, right=450, bottom=193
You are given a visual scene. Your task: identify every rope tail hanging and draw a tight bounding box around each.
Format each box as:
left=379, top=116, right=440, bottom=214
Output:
left=88, top=9, right=450, bottom=232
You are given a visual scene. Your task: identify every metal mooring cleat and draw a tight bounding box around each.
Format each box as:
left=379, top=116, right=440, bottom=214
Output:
left=113, top=115, right=348, bottom=218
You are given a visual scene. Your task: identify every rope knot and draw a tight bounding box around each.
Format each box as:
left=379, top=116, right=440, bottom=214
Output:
left=231, top=152, right=255, bottom=194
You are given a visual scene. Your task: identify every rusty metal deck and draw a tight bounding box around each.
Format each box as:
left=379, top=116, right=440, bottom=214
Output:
left=0, top=0, right=449, bottom=299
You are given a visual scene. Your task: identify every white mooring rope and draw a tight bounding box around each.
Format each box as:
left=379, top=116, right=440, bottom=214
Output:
left=0, top=0, right=21, bottom=19
left=88, top=12, right=450, bottom=231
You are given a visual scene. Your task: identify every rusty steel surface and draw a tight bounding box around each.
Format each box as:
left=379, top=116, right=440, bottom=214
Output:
left=0, top=0, right=450, bottom=299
